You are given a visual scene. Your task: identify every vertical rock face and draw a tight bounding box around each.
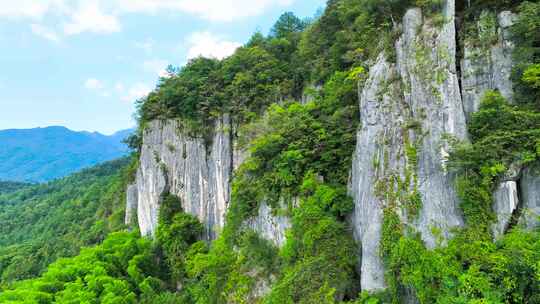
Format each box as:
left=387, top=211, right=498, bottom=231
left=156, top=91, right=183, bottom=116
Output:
left=520, top=167, right=540, bottom=229
left=461, top=11, right=516, bottom=118
left=350, top=1, right=467, bottom=291
left=125, top=183, right=138, bottom=226
left=132, top=116, right=292, bottom=244
left=396, top=3, right=467, bottom=248
left=350, top=55, right=408, bottom=291
left=492, top=181, right=519, bottom=238
left=135, top=117, right=233, bottom=239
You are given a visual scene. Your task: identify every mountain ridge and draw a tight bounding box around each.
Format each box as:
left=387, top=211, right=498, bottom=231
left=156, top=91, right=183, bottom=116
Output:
left=0, top=126, right=133, bottom=182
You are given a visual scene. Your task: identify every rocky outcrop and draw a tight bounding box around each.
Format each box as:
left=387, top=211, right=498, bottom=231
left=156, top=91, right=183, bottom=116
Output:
left=461, top=9, right=540, bottom=239
left=125, top=183, right=138, bottom=226
left=492, top=181, right=519, bottom=238
left=134, top=117, right=233, bottom=239
left=132, top=116, right=293, bottom=244
left=461, top=11, right=516, bottom=119
left=350, top=54, right=407, bottom=291
left=520, top=167, right=540, bottom=229
left=246, top=202, right=291, bottom=247
left=350, top=2, right=467, bottom=291
left=397, top=3, right=467, bottom=248
left=491, top=164, right=540, bottom=237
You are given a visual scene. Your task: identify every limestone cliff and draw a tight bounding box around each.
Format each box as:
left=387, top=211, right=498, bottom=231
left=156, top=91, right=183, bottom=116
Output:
left=350, top=2, right=467, bottom=291
left=349, top=2, right=538, bottom=292
left=461, top=11, right=516, bottom=119
left=127, top=116, right=290, bottom=243
left=132, top=117, right=232, bottom=239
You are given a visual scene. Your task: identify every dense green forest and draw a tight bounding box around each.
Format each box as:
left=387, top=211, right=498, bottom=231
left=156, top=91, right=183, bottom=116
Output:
left=0, top=158, right=134, bottom=284
left=1, top=0, right=540, bottom=303
left=0, top=182, right=32, bottom=195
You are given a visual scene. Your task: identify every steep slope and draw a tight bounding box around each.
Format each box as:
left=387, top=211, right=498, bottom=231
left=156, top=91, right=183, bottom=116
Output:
left=0, top=126, right=132, bottom=182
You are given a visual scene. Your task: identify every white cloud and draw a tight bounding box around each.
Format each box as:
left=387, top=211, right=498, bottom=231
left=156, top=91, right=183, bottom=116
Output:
left=113, top=0, right=294, bottom=22
left=0, top=1, right=55, bottom=19
left=0, top=0, right=294, bottom=23
left=143, top=59, right=169, bottom=77
left=1, top=0, right=295, bottom=42
left=186, top=31, right=241, bottom=60
left=122, top=83, right=152, bottom=102
left=64, top=2, right=121, bottom=35
left=30, top=24, right=60, bottom=42
left=84, top=78, right=104, bottom=90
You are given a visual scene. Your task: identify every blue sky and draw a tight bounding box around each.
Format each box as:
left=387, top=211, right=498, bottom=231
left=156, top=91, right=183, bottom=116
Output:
left=0, top=0, right=325, bottom=135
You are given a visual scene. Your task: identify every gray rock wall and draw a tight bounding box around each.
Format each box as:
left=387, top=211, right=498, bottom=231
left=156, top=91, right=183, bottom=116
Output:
left=520, top=167, right=540, bottom=229
left=125, top=183, right=138, bottom=226
left=350, top=1, right=467, bottom=291
left=465, top=10, right=540, bottom=238
left=492, top=181, right=519, bottom=238
left=132, top=116, right=292, bottom=244
left=246, top=202, right=291, bottom=247
left=350, top=54, right=409, bottom=291
left=134, top=117, right=233, bottom=239
left=396, top=4, right=467, bottom=248
left=461, top=11, right=516, bottom=119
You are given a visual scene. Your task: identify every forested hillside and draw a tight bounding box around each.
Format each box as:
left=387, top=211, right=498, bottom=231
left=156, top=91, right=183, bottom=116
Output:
left=0, top=158, right=134, bottom=284
left=1, top=0, right=539, bottom=303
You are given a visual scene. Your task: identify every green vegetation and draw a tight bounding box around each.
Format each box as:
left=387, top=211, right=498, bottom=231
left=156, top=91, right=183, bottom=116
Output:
left=175, top=66, right=362, bottom=303
left=0, top=181, right=32, bottom=195
left=0, top=158, right=133, bottom=284
left=2, top=0, right=540, bottom=303
left=449, top=91, right=540, bottom=231
left=378, top=89, right=540, bottom=303
left=0, top=231, right=172, bottom=304
left=381, top=227, right=540, bottom=303
left=512, top=1, right=540, bottom=106
left=377, top=1, right=540, bottom=301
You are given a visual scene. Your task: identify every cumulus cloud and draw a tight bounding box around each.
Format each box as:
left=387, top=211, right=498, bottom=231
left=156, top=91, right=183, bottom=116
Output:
left=0, top=1, right=55, bottom=19
left=30, top=24, right=60, bottom=42
left=121, top=83, right=152, bottom=102
left=3, top=0, right=295, bottom=41
left=84, top=78, right=104, bottom=90
left=63, top=2, right=121, bottom=35
left=0, top=0, right=294, bottom=24
left=186, top=31, right=241, bottom=60
left=113, top=0, right=294, bottom=22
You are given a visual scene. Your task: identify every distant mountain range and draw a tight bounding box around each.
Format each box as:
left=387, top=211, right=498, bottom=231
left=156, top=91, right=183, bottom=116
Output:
left=0, top=126, right=133, bottom=182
